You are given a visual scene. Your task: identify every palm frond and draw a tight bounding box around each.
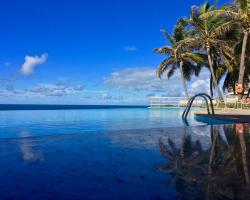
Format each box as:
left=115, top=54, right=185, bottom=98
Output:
left=154, top=46, right=174, bottom=55
left=175, top=37, right=199, bottom=51
left=210, top=20, right=238, bottom=38
left=156, top=56, right=176, bottom=78
left=167, top=64, right=176, bottom=79
left=183, top=52, right=207, bottom=65
left=236, top=0, right=248, bottom=13
left=160, top=29, right=175, bottom=44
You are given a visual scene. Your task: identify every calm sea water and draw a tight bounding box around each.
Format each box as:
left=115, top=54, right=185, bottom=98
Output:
left=1, top=107, right=244, bottom=200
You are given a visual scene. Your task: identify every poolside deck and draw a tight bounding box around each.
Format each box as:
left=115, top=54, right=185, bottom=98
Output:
left=195, top=109, right=250, bottom=123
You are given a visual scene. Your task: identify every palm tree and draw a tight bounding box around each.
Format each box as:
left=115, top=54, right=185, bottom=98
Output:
left=154, top=19, right=205, bottom=98
left=220, top=31, right=250, bottom=93
left=180, top=2, right=234, bottom=101
left=208, top=50, right=231, bottom=98
left=201, top=0, right=250, bottom=90
left=216, top=28, right=249, bottom=94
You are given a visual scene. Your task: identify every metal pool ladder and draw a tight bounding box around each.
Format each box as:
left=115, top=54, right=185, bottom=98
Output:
left=182, top=93, right=215, bottom=121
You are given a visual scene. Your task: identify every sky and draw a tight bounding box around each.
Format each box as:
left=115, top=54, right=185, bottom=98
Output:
left=0, top=0, right=229, bottom=105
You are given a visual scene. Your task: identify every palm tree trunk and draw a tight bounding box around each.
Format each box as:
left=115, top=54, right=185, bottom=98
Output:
left=238, top=30, right=249, bottom=86
left=210, top=74, right=213, bottom=98
left=180, top=61, right=189, bottom=98
left=233, top=77, right=236, bottom=95
left=207, top=47, right=224, bottom=101
left=208, top=125, right=218, bottom=176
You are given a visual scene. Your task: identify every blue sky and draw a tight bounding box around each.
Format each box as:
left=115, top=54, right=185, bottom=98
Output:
left=0, top=0, right=229, bottom=104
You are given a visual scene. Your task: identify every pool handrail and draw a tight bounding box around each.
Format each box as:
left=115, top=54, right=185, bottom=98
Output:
left=182, top=93, right=215, bottom=120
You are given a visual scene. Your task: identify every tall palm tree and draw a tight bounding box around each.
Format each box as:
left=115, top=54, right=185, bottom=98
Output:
left=155, top=19, right=205, bottom=98
left=215, top=28, right=249, bottom=94
left=201, top=0, right=250, bottom=90
left=220, top=30, right=250, bottom=93
left=180, top=2, right=234, bottom=101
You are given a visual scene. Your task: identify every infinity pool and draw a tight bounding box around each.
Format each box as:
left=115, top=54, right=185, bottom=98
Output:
left=1, top=108, right=246, bottom=200
left=0, top=108, right=203, bottom=138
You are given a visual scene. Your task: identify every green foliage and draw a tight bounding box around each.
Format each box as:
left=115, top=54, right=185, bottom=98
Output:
left=154, top=20, right=205, bottom=80
left=155, top=0, right=250, bottom=98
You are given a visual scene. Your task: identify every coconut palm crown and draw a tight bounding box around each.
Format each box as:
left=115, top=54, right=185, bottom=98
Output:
left=178, top=2, right=234, bottom=101
left=154, top=19, right=206, bottom=98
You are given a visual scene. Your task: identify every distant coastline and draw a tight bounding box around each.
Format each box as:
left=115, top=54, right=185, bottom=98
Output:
left=0, top=104, right=147, bottom=111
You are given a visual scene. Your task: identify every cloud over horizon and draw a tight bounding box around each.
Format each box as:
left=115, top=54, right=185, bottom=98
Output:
left=105, top=67, right=212, bottom=98
left=0, top=83, right=84, bottom=98
left=20, top=53, right=48, bottom=76
left=105, top=67, right=183, bottom=96
left=188, top=79, right=210, bottom=96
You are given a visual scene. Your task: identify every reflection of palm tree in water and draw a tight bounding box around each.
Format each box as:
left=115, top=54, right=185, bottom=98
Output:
left=235, top=124, right=250, bottom=185
left=158, top=134, right=209, bottom=200
left=157, top=124, right=250, bottom=200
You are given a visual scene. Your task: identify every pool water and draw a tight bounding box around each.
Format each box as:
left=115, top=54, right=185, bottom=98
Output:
left=1, top=108, right=248, bottom=200
left=0, top=108, right=203, bottom=138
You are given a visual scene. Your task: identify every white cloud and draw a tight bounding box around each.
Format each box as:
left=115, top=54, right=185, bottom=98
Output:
left=0, top=83, right=84, bottom=98
left=20, top=53, right=48, bottom=76
left=101, top=92, right=111, bottom=100
left=123, top=46, right=137, bottom=52
left=105, top=67, right=214, bottom=98
left=105, top=67, right=183, bottom=96
left=100, top=92, right=124, bottom=101
left=83, top=89, right=107, bottom=94
left=188, top=79, right=210, bottom=96
left=30, top=83, right=84, bottom=97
